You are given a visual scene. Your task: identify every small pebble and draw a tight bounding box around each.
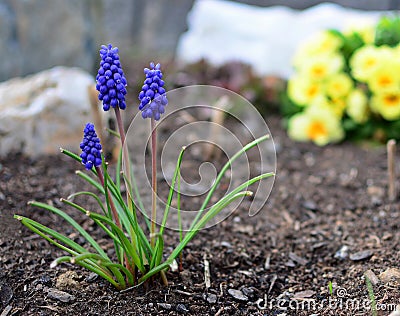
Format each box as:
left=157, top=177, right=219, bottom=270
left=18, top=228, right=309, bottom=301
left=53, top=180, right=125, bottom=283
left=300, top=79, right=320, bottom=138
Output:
left=293, top=290, right=315, bottom=299
left=37, top=274, right=52, bottom=286
left=334, top=245, right=349, bottom=260
left=35, top=284, right=43, bottom=291
left=228, top=289, right=248, bottom=302
left=364, top=270, right=380, bottom=286
left=220, top=241, right=232, bottom=248
left=379, top=268, right=400, bottom=283
left=349, top=250, right=373, bottom=261
left=47, top=288, right=75, bottom=303
left=206, top=293, right=217, bottom=304
left=85, top=272, right=98, bottom=283
left=56, top=271, right=80, bottom=290
left=157, top=303, right=172, bottom=310
left=302, top=200, right=318, bottom=211
left=289, top=252, right=308, bottom=266
left=241, top=287, right=255, bottom=299
left=176, top=303, right=189, bottom=313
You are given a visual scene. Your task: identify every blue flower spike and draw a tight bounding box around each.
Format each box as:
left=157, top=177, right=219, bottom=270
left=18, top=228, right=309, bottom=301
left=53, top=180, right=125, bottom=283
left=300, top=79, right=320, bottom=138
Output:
left=80, top=123, right=102, bottom=170
left=96, top=44, right=128, bottom=111
left=138, top=62, right=168, bottom=120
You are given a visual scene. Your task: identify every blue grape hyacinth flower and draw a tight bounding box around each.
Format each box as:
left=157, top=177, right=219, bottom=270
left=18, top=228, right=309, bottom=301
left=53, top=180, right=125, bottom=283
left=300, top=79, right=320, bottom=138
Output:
left=80, top=123, right=102, bottom=170
left=96, top=44, right=128, bottom=111
left=138, top=62, right=168, bottom=120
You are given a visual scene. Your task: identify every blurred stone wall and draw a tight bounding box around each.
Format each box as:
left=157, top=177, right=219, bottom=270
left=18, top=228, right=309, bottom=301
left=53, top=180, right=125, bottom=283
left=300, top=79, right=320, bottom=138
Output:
left=0, top=0, right=398, bottom=82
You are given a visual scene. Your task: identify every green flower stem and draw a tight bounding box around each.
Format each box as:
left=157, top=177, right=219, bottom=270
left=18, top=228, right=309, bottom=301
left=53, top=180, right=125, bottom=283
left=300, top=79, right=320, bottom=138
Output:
left=177, top=167, right=183, bottom=272
left=88, top=212, right=145, bottom=273
left=114, top=106, right=126, bottom=145
left=96, top=165, right=134, bottom=277
left=95, top=166, right=122, bottom=230
left=150, top=117, right=158, bottom=248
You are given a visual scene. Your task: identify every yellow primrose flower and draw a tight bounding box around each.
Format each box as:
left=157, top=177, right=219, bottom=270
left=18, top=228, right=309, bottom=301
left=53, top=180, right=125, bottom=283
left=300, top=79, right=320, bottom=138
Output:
left=326, top=73, right=353, bottom=98
left=329, top=97, right=347, bottom=118
left=293, top=31, right=342, bottom=68
left=346, top=89, right=369, bottom=124
left=371, top=91, right=400, bottom=120
left=367, top=63, right=400, bottom=94
left=300, top=53, right=344, bottom=81
left=350, top=45, right=392, bottom=82
left=288, top=105, right=344, bottom=146
left=310, top=95, right=346, bottom=118
left=287, top=75, right=324, bottom=106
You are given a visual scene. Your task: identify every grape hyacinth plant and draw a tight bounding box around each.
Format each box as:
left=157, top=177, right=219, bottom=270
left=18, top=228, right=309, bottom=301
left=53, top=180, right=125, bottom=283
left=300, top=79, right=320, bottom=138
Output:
left=14, top=44, right=274, bottom=290
left=138, top=62, right=168, bottom=248
left=80, top=123, right=102, bottom=170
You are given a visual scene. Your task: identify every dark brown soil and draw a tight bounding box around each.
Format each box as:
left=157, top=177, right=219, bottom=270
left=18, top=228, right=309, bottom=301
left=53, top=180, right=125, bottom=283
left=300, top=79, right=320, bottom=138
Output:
left=1, top=115, right=400, bottom=316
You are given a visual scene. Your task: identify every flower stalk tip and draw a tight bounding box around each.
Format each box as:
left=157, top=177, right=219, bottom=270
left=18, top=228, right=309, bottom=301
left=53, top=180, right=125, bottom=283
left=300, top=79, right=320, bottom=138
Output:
left=80, top=123, right=102, bottom=170
left=138, top=62, right=168, bottom=120
left=96, top=44, right=128, bottom=111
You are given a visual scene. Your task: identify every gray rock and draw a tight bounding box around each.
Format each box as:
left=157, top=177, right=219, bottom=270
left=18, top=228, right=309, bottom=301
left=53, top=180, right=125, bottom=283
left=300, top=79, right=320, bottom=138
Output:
left=364, top=269, right=380, bottom=286
left=176, top=303, right=189, bottom=313
left=228, top=288, right=249, bottom=302
left=47, top=288, right=75, bottom=303
left=241, top=287, right=256, bottom=299
left=379, top=268, right=400, bottom=283
left=302, top=200, right=318, bottom=211
left=205, top=293, right=218, bottom=304
left=0, top=67, right=98, bottom=157
left=157, top=303, right=172, bottom=310
left=289, top=252, right=308, bottom=266
left=334, top=245, right=349, bottom=260
left=349, top=250, right=374, bottom=261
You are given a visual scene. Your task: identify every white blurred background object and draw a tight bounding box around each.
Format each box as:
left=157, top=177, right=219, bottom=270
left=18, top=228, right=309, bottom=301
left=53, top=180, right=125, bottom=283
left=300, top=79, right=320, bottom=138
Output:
left=177, top=0, right=387, bottom=79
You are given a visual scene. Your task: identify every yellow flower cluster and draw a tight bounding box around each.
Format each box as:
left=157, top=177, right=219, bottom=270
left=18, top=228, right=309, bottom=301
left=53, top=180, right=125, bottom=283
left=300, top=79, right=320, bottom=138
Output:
left=288, top=31, right=348, bottom=145
left=287, top=25, right=400, bottom=145
left=351, top=45, right=400, bottom=120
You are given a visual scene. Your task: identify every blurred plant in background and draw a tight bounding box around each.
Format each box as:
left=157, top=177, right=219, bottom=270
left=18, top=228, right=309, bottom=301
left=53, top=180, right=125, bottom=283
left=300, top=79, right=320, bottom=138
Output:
left=284, top=15, right=400, bottom=145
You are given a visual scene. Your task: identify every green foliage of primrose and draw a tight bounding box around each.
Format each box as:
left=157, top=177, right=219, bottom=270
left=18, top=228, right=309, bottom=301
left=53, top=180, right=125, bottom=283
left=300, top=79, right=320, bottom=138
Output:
left=14, top=120, right=272, bottom=290
left=375, top=15, right=400, bottom=47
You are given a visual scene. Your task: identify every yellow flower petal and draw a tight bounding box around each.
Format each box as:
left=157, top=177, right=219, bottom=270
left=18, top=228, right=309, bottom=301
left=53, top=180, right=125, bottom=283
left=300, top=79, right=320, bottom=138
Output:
left=287, top=76, right=324, bottom=106
left=288, top=106, right=344, bottom=145
left=346, top=89, right=369, bottom=124
left=326, top=73, right=353, bottom=99
left=371, top=92, right=400, bottom=120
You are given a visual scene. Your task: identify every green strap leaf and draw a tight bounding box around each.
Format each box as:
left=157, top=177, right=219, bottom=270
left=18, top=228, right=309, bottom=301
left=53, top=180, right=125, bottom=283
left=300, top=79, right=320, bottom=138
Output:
left=30, top=201, right=109, bottom=259
left=189, top=134, right=270, bottom=230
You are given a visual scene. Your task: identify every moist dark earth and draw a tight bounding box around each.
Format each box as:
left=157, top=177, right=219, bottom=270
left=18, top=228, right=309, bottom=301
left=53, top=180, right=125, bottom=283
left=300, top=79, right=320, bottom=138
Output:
left=1, top=115, right=400, bottom=316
